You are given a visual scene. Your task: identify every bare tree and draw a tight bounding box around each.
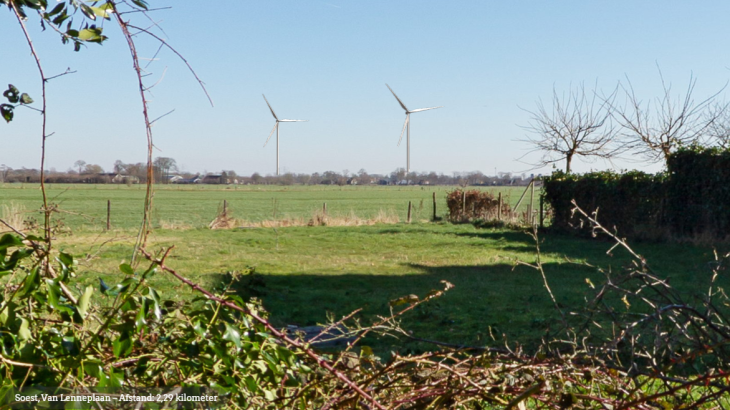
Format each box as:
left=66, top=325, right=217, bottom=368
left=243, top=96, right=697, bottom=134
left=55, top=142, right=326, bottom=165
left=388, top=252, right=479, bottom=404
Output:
left=612, top=71, right=727, bottom=165
left=83, top=164, right=104, bottom=174
left=113, top=160, right=127, bottom=174
left=522, top=83, right=619, bottom=173
left=704, top=101, right=730, bottom=149
left=153, top=157, right=178, bottom=183
left=74, top=159, right=86, bottom=174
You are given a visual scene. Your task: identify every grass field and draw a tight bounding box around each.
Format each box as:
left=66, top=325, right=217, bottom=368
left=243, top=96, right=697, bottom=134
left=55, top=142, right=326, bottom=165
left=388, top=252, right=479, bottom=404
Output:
left=2, top=183, right=727, bottom=353
left=0, top=183, right=533, bottom=231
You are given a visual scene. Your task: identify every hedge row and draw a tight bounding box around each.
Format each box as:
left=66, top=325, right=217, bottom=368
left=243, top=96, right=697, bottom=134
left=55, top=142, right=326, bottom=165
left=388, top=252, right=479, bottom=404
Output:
left=544, top=147, right=730, bottom=241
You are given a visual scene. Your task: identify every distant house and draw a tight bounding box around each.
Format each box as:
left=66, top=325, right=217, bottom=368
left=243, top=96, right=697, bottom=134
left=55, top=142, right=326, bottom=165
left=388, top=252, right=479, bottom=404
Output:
left=201, top=174, right=227, bottom=184
left=166, top=175, right=183, bottom=183
left=174, top=175, right=199, bottom=184
left=111, top=174, right=139, bottom=184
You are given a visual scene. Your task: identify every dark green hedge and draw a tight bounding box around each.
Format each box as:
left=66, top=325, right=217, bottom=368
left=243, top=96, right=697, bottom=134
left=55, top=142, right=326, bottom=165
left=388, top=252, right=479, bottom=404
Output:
left=666, top=147, right=730, bottom=238
left=545, top=147, right=730, bottom=241
left=544, top=170, right=666, bottom=239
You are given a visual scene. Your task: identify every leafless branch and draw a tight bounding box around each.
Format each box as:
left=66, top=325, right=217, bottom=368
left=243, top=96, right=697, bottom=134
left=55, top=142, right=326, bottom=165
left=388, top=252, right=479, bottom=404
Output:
left=520, top=82, right=621, bottom=173
left=126, top=23, right=214, bottom=107
left=612, top=67, right=727, bottom=165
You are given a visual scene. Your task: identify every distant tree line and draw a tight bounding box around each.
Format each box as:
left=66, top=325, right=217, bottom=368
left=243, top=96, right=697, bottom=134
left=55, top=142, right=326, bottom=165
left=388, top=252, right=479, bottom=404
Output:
left=0, top=161, right=535, bottom=186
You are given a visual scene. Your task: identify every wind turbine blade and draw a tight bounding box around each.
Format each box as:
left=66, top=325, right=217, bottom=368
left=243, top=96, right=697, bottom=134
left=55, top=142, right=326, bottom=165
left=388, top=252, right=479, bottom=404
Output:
left=280, top=119, right=308, bottom=122
left=386, top=84, right=409, bottom=112
left=397, top=115, right=409, bottom=146
left=264, top=123, right=278, bottom=147
left=262, top=94, right=279, bottom=120
left=410, top=106, right=443, bottom=113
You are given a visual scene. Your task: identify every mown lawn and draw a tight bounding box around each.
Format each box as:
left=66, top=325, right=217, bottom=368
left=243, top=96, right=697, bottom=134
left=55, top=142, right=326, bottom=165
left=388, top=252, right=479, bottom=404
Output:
left=50, top=221, right=727, bottom=353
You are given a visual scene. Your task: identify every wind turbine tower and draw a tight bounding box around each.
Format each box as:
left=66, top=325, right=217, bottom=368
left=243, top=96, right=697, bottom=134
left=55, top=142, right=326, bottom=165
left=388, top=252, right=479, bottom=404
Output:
left=386, top=84, right=442, bottom=175
left=262, top=94, right=307, bottom=176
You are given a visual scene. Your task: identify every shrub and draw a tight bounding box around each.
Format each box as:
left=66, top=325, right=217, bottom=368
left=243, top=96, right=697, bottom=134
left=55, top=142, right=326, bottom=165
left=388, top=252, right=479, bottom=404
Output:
left=446, top=189, right=511, bottom=222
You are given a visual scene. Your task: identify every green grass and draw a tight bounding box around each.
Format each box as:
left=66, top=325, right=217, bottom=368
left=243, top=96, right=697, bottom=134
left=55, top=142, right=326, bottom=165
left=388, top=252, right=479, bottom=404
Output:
left=53, top=222, right=728, bottom=353
left=0, top=183, right=533, bottom=231
left=2, top=184, right=726, bottom=353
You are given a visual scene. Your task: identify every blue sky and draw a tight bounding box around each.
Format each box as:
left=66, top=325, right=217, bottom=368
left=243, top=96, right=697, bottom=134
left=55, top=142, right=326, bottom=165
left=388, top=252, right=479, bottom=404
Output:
left=2, top=1, right=730, bottom=176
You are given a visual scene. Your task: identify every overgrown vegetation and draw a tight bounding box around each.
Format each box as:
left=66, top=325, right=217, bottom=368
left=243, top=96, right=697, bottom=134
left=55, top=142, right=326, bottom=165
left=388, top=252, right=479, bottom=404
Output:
left=0, top=234, right=313, bottom=407
left=447, top=189, right=513, bottom=222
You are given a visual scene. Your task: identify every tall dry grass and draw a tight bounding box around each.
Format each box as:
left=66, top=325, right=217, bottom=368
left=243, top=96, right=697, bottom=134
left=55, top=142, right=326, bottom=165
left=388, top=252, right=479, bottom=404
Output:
left=0, top=202, right=27, bottom=233
left=210, top=208, right=401, bottom=229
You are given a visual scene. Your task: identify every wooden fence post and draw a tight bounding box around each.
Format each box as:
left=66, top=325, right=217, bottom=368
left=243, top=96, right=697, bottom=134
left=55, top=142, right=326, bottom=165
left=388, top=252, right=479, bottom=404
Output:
left=106, top=200, right=111, bottom=231
left=461, top=190, right=466, bottom=217
left=223, top=199, right=227, bottom=214
left=497, top=192, right=502, bottom=221
left=432, top=192, right=437, bottom=221
left=407, top=201, right=412, bottom=224
left=539, top=195, right=544, bottom=228
left=529, top=180, right=535, bottom=226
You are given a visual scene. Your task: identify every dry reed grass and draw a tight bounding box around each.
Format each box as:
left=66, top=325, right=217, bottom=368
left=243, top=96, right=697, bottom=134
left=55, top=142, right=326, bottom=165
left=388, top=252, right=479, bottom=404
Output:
left=0, top=202, right=27, bottom=233
left=158, top=220, right=195, bottom=230
left=211, top=208, right=401, bottom=229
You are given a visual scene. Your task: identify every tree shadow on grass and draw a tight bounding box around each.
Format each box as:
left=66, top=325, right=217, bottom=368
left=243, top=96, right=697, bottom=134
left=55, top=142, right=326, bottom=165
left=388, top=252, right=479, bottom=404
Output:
left=450, top=228, right=723, bottom=281
left=211, top=260, right=604, bottom=353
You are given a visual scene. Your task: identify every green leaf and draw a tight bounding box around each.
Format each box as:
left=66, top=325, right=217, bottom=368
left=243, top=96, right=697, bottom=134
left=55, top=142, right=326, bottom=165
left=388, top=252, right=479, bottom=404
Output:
left=135, top=299, right=148, bottom=331
left=77, top=286, right=94, bottom=319
left=52, top=10, right=69, bottom=26
left=62, top=336, right=79, bottom=356
left=0, top=104, right=13, bottom=123
left=119, top=263, right=134, bottom=275
left=3, top=85, right=19, bottom=103
left=18, top=318, right=31, bottom=341
left=58, top=251, right=74, bottom=268
left=112, top=332, right=132, bottom=358
left=23, top=0, right=43, bottom=9
left=78, top=28, right=103, bottom=42
left=223, top=323, right=242, bottom=349
left=147, top=288, right=162, bottom=320
left=90, top=5, right=110, bottom=19
left=46, top=279, right=74, bottom=315
left=19, top=93, right=33, bottom=105
left=47, top=2, right=64, bottom=16
left=79, top=3, right=96, bottom=20
left=46, top=279, right=62, bottom=308
left=98, top=369, right=123, bottom=389
left=0, top=234, right=23, bottom=251
left=19, top=267, right=40, bottom=298
left=2, top=248, right=33, bottom=271
left=0, top=303, right=17, bottom=327
left=131, top=0, right=148, bottom=10
left=193, top=320, right=206, bottom=337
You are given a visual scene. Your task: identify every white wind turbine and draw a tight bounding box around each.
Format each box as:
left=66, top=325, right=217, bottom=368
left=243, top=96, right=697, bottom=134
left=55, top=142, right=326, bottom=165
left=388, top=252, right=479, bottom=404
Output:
left=386, top=84, right=442, bottom=175
left=262, top=94, right=307, bottom=176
